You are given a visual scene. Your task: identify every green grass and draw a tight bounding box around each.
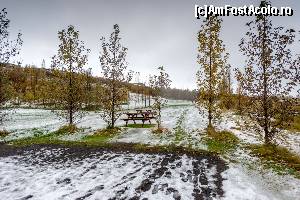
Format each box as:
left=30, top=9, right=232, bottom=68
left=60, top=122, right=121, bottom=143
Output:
left=11, top=127, right=120, bottom=146
left=82, top=134, right=112, bottom=143
left=204, top=126, right=240, bottom=154
left=172, top=109, right=188, bottom=144
left=122, top=124, right=155, bottom=128
left=12, top=133, right=60, bottom=146
left=174, top=127, right=185, bottom=143
left=248, top=144, right=300, bottom=178
left=81, top=128, right=121, bottom=143
left=11, top=124, right=81, bottom=146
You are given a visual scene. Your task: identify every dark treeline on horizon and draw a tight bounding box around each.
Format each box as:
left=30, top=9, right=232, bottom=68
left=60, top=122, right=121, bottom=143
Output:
left=1, top=63, right=195, bottom=105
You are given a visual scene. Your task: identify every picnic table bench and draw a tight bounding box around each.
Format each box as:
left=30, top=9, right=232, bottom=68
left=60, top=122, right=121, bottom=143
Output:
left=122, top=110, right=157, bottom=127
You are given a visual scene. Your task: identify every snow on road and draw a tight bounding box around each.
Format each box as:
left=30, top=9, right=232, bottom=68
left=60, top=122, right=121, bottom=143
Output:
left=0, top=145, right=226, bottom=200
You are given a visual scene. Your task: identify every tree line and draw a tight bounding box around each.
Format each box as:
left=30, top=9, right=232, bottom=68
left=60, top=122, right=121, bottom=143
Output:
left=196, top=1, right=299, bottom=145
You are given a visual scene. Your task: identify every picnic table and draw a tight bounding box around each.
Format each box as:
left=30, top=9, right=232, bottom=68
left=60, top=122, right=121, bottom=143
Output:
left=122, top=109, right=157, bottom=127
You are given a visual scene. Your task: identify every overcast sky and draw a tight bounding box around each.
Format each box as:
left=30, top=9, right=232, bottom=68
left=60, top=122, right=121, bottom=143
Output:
left=1, top=0, right=300, bottom=90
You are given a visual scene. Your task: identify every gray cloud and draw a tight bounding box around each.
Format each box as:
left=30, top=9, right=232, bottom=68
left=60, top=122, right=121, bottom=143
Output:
left=1, top=0, right=300, bottom=89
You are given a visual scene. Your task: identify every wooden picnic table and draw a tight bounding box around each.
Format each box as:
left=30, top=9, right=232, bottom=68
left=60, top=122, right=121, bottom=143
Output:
left=122, top=110, right=157, bottom=127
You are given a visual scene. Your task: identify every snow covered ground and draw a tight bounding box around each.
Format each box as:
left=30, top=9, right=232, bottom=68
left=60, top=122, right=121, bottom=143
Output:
left=222, top=163, right=300, bottom=200
left=0, top=109, right=120, bottom=142
left=0, top=103, right=300, bottom=200
left=0, top=145, right=226, bottom=200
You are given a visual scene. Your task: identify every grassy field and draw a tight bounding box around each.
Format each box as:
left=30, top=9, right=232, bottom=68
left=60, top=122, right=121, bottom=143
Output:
left=248, top=144, right=300, bottom=178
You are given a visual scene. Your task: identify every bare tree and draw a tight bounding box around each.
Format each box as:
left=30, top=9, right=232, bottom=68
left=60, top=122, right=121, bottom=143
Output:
left=0, top=8, right=22, bottom=126
left=51, top=25, right=90, bottom=125
left=99, top=24, right=132, bottom=128
left=239, top=1, right=297, bottom=144
left=149, top=66, right=171, bottom=129
left=196, top=16, right=227, bottom=128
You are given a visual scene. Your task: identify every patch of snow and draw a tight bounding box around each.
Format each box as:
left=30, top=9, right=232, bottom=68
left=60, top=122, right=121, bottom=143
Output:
left=222, top=163, right=300, bottom=200
left=111, top=128, right=159, bottom=144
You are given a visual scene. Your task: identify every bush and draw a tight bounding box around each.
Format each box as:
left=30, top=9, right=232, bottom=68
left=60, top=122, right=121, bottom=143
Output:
left=55, top=124, right=79, bottom=135
left=82, top=127, right=121, bottom=143
left=0, top=130, right=10, bottom=137
left=93, top=127, right=121, bottom=136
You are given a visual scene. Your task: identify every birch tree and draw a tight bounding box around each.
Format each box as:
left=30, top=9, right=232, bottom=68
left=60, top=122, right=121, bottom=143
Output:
left=0, top=8, right=22, bottom=126
left=149, top=66, right=171, bottom=129
left=51, top=25, right=90, bottom=125
left=239, top=1, right=297, bottom=144
left=196, top=16, right=227, bottom=128
left=99, top=24, right=132, bottom=128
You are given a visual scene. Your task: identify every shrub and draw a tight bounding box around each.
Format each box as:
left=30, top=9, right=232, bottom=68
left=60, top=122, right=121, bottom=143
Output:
left=55, top=124, right=79, bottom=135
left=82, top=127, right=121, bottom=143
left=93, top=127, right=121, bottom=136
left=0, top=130, right=10, bottom=137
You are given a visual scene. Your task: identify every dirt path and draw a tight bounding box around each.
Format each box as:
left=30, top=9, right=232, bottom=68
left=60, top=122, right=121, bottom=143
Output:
left=0, top=143, right=227, bottom=200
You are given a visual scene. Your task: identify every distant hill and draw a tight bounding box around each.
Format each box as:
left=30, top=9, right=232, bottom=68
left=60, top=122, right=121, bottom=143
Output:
left=1, top=64, right=196, bottom=105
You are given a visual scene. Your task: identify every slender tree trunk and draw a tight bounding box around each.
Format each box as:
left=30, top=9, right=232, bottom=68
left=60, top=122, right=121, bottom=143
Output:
left=69, top=71, right=73, bottom=125
left=262, top=16, right=270, bottom=144
left=208, top=21, right=213, bottom=127
left=110, top=44, right=117, bottom=129
left=111, top=51, right=116, bottom=128
left=69, top=40, right=73, bottom=125
left=158, top=105, right=161, bottom=129
left=111, top=84, right=115, bottom=128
